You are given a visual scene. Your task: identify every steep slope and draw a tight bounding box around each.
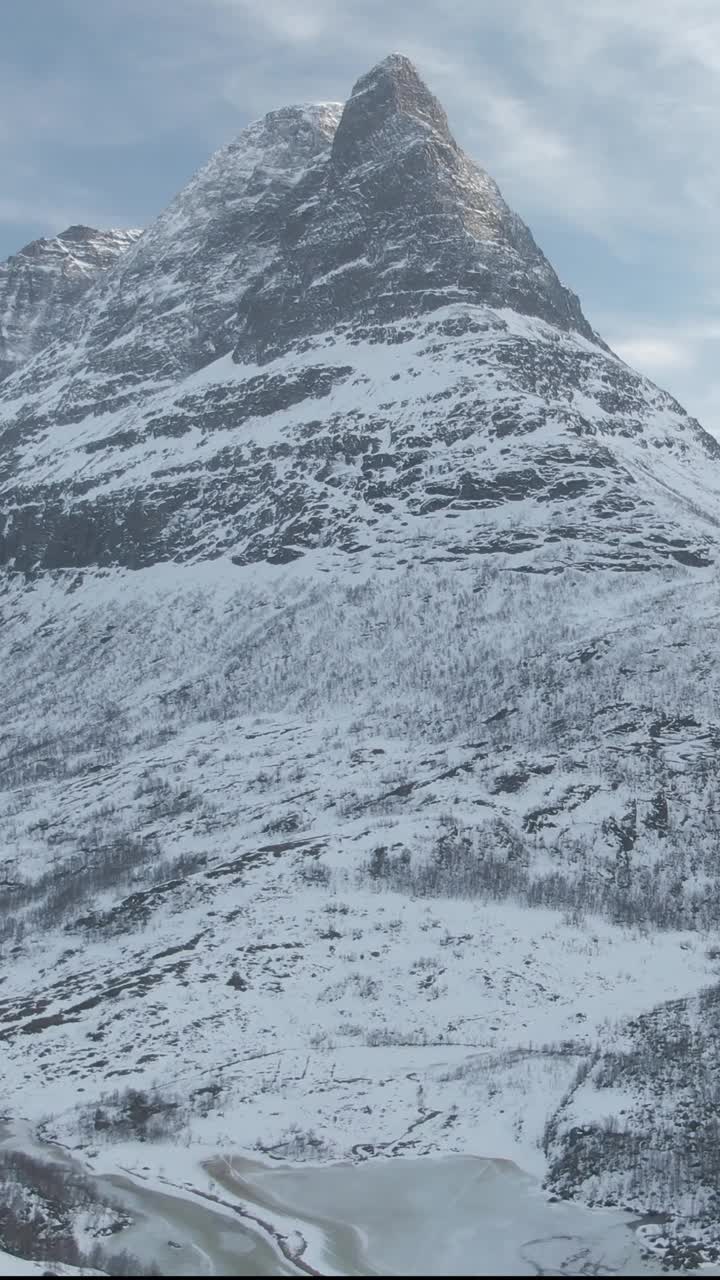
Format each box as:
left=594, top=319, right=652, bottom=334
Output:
left=231, top=52, right=598, bottom=360
left=1, top=102, right=342, bottom=403
left=0, top=58, right=719, bottom=578
left=2, top=53, right=720, bottom=1272
left=0, top=225, right=142, bottom=382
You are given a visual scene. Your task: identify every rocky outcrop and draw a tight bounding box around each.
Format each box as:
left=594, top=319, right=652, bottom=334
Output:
left=0, top=224, right=142, bottom=380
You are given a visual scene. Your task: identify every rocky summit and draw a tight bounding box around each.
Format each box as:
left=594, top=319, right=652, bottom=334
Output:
left=1, top=56, right=719, bottom=579
left=0, top=224, right=142, bottom=382
left=2, top=54, right=720, bottom=1274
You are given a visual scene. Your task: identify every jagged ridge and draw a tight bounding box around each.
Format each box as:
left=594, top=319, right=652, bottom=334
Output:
left=0, top=56, right=719, bottom=576
left=0, top=225, right=142, bottom=381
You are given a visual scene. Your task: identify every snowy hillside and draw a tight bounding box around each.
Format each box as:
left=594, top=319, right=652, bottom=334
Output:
left=2, top=53, right=720, bottom=1273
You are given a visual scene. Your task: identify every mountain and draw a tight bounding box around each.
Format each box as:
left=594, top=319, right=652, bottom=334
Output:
left=2, top=53, right=720, bottom=1273
left=1, top=56, right=719, bottom=578
left=0, top=224, right=142, bottom=382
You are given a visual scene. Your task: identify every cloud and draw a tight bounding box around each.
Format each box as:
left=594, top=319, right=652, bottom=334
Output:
left=0, top=184, right=139, bottom=242
left=0, top=196, right=91, bottom=233
left=212, top=0, right=335, bottom=44
left=612, top=336, right=697, bottom=374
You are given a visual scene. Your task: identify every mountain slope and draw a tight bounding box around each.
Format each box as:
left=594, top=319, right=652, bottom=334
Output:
left=0, top=225, right=142, bottom=382
left=0, top=58, right=719, bottom=579
left=2, top=53, right=720, bottom=1272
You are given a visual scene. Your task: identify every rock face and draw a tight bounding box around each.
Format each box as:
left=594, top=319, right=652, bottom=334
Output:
left=232, top=53, right=598, bottom=361
left=0, top=224, right=142, bottom=381
left=3, top=55, right=720, bottom=1270
left=1, top=56, right=719, bottom=579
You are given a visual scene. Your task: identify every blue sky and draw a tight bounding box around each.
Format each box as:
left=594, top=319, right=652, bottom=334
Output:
left=3, top=0, right=720, bottom=425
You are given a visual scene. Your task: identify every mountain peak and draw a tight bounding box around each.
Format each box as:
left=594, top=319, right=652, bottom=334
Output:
left=227, top=52, right=592, bottom=355
left=57, top=224, right=99, bottom=242
left=16, top=224, right=142, bottom=261
left=333, top=53, right=454, bottom=170
left=351, top=51, right=436, bottom=95
left=349, top=52, right=443, bottom=112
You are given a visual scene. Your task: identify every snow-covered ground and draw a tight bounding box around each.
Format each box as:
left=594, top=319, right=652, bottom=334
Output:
left=0, top=1250, right=105, bottom=1276
left=2, top=553, right=720, bottom=1269
left=4, top=52, right=720, bottom=1273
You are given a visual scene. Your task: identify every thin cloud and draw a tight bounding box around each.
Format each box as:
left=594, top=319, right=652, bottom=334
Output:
left=0, top=193, right=133, bottom=236
left=612, top=337, right=697, bottom=374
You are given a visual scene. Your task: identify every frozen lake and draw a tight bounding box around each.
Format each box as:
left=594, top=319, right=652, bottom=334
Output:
left=198, top=1152, right=658, bottom=1276
left=0, top=1120, right=706, bottom=1276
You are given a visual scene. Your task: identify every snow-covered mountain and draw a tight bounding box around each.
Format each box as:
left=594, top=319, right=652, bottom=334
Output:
left=0, top=225, right=142, bottom=383
left=2, top=53, right=720, bottom=1273
left=1, top=56, right=719, bottom=579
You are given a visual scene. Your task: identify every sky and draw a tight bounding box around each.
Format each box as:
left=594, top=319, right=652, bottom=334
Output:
left=2, top=0, right=720, bottom=426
